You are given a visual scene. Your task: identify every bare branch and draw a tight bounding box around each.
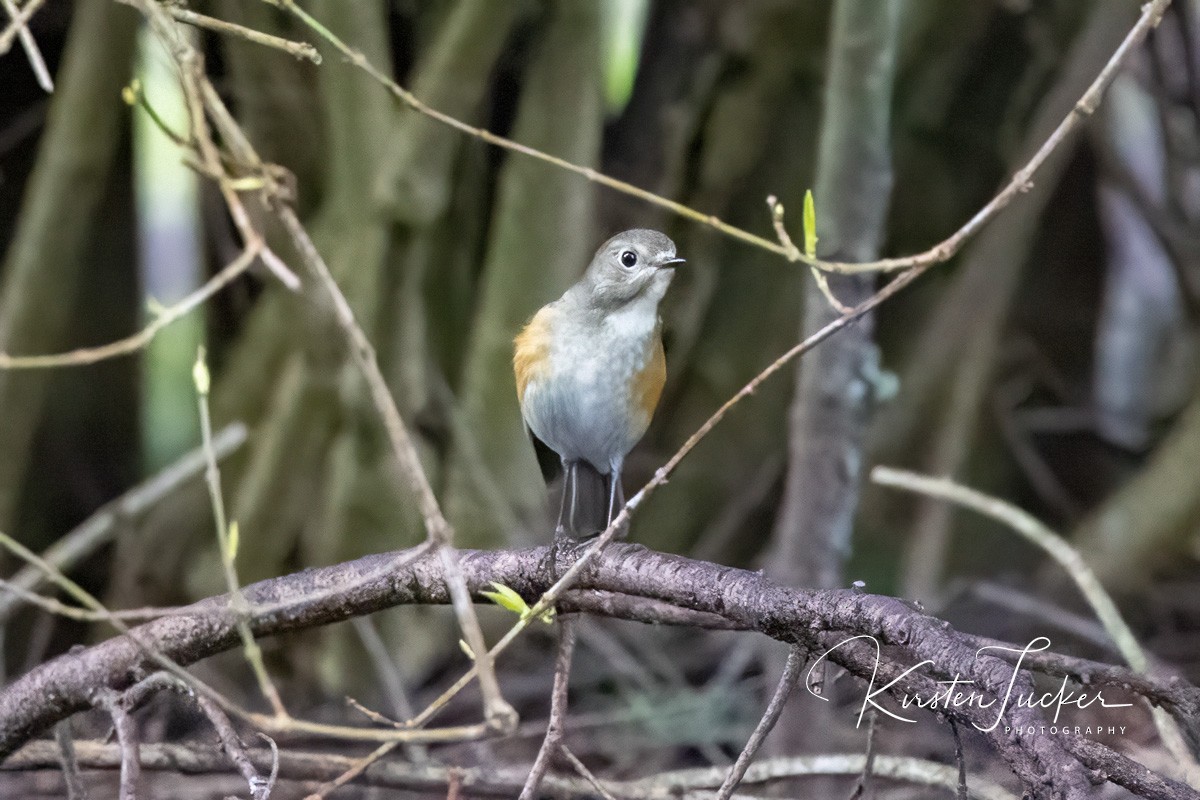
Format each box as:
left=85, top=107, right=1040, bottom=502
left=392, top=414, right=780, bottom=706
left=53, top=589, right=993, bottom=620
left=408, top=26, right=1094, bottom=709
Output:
left=278, top=0, right=1169, bottom=276
left=519, top=616, right=578, bottom=800
left=53, top=721, right=87, bottom=800
left=2, top=0, right=51, bottom=91
left=716, top=645, right=805, bottom=800
left=158, top=5, right=321, bottom=64
left=873, top=466, right=1200, bottom=778
left=4, top=741, right=1023, bottom=800
left=3, top=544, right=1183, bottom=799
left=0, top=0, right=47, bottom=55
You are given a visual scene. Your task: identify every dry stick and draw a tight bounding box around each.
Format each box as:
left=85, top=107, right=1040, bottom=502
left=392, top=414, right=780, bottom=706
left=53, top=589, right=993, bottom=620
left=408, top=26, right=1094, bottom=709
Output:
left=195, top=694, right=271, bottom=800
left=257, top=733, right=280, bottom=800
left=0, top=579, right=176, bottom=623
left=0, top=246, right=261, bottom=369
left=176, top=52, right=300, bottom=291
left=273, top=204, right=514, bottom=732
left=951, top=718, right=969, bottom=800
left=849, top=710, right=879, bottom=800
left=519, top=615, right=579, bottom=800
left=560, top=745, right=618, bottom=800
left=159, top=5, right=321, bottom=64
left=768, top=195, right=851, bottom=313
left=3, top=742, right=1022, bottom=800
left=0, top=422, right=247, bottom=623
left=715, top=646, right=805, bottom=800
left=276, top=0, right=1170, bottom=276
left=870, top=467, right=1200, bottom=783
left=0, top=0, right=47, bottom=55
left=54, top=720, right=88, bottom=800
left=2, top=0, right=51, bottom=91
left=95, top=690, right=139, bottom=800
left=122, top=671, right=276, bottom=800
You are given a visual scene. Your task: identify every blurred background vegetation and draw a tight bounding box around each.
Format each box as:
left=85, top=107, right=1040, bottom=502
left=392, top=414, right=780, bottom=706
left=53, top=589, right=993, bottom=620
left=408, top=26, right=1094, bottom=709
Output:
left=1, top=0, right=1198, bottom=781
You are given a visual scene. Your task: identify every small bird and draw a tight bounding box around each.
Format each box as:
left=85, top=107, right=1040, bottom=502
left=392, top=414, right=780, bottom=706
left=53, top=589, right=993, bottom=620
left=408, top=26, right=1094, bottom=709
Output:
left=514, top=229, right=683, bottom=537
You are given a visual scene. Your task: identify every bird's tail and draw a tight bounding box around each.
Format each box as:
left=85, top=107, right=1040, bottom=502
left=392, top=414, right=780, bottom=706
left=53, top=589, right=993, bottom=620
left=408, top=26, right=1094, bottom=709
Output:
left=564, top=461, right=610, bottom=538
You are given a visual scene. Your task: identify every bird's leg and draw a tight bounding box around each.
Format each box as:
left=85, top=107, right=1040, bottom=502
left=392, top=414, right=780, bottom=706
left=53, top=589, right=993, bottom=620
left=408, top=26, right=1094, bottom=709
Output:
left=606, top=459, right=625, bottom=528
left=567, top=460, right=581, bottom=536
left=555, top=459, right=575, bottom=540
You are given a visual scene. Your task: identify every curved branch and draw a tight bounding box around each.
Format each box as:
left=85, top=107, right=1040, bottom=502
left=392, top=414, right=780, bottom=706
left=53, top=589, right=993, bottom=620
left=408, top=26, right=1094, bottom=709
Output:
left=1, top=544, right=1193, bottom=800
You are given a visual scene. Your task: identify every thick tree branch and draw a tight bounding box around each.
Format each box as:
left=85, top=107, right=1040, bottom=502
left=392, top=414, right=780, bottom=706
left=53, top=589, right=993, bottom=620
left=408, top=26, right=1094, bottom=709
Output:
left=1, top=544, right=1194, bottom=800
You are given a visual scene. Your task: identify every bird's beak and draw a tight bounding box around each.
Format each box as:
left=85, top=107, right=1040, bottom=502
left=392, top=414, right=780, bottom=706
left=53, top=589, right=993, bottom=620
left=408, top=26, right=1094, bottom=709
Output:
left=658, top=257, right=685, bottom=268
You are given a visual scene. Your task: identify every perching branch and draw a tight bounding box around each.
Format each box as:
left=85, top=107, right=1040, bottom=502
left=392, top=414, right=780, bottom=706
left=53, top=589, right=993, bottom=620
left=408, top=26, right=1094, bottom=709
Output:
left=873, top=466, right=1200, bottom=781
left=1, top=543, right=1195, bottom=800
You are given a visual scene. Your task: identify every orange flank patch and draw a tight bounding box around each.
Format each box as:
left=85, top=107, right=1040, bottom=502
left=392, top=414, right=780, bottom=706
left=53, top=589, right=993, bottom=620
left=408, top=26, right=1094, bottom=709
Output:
left=513, top=307, right=554, bottom=404
left=632, top=335, right=666, bottom=427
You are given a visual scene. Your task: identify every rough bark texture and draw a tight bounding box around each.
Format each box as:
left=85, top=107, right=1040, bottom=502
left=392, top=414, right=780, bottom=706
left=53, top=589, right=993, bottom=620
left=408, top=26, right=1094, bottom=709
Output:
left=1, top=542, right=1190, bottom=800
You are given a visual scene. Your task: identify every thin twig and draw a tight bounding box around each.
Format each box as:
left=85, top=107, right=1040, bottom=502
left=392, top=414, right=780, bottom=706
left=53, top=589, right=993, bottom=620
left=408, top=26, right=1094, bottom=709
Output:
left=195, top=349, right=287, bottom=719
left=3, top=0, right=52, bottom=91
left=0, top=580, right=176, bottom=622
left=54, top=720, right=88, bottom=800
left=276, top=0, right=1169, bottom=276
left=349, top=617, right=428, bottom=763
left=951, top=718, right=969, bottom=800
left=160, top=5, right=321, bottom=64
left=560, top=744, right=618, bottom=800
left=195, top=694, right=270, bottom=800
left=94, top=690, right=139, bottom=800
left=849, top=709, right=878, bottom=800
left=273, top=204, right=514, bottom=730
left=715, top=645, right=805, bottom=800
left=0, top=0, right=47, bottom=55
left=257, top=733, right=279, bottom=800
left=519, top=616, right=579, bottom=800
left=0, top=246, right=261, bottom=369
left=768, top=195, right=852, bottom=313
left=871, top=466, right=1200, bottom=781
left=349, top=617, right=417, bottom=721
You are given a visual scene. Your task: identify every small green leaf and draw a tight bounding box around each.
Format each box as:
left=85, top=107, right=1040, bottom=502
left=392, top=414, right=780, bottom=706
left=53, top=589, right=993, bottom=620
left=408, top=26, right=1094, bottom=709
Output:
left=458, top=639, right=475, bottom=661
left=803, top=189, right=818, bottom=258
left=480, top=582, right=530, bottom=616
left=227, top=520, right=239, bottom=562
left=192, top=347, right=211, bottom=396
left=538, top=606, right=556, bottom=625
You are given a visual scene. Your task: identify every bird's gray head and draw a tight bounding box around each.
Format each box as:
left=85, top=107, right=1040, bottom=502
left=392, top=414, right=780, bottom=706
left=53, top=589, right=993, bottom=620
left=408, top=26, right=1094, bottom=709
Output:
left=577, top=229, right=683, bottom=311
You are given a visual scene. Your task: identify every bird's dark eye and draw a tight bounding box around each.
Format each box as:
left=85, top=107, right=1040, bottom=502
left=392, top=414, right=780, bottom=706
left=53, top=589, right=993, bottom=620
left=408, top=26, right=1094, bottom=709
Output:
left=620, top=250, right=638, bottom=268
